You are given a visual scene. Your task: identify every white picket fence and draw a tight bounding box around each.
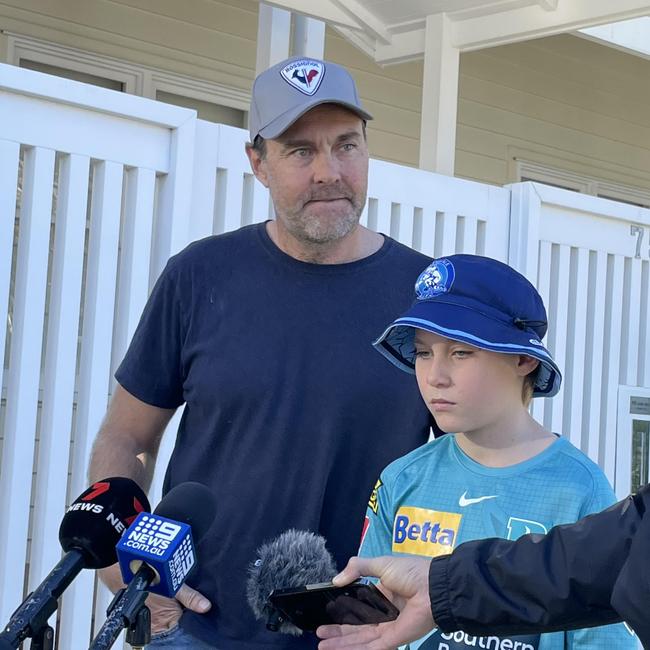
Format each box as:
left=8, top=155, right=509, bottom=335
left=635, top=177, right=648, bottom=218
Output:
left=509, top=183, right=650, bottom=497
left=0, top=62, right=649, bottom=647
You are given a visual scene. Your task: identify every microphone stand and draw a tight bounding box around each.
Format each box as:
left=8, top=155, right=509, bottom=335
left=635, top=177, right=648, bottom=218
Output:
left=89, top=565, right=155, bottom=650
left=0, top=551, right=85, bottom=649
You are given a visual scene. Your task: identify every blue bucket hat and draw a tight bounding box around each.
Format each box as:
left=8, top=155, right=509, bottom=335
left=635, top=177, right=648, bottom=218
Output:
left=373, top=255, right=562, bottom=398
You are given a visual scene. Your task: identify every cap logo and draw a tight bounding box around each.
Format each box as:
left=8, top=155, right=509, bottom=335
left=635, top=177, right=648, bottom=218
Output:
left=280, top=59, right=325, bottom=95
left=416, top=260, right=455, bottom=299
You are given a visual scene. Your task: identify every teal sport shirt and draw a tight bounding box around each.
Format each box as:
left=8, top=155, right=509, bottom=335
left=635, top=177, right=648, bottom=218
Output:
left=359, top=434, right=636, bottom=650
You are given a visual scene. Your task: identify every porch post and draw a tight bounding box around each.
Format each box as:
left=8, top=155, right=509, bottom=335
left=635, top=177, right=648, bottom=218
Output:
left=293, top=15, right=326, bottom=59
left=255, top=3, right=291, bottom=75
left=418, top=13, right=459, bottom=176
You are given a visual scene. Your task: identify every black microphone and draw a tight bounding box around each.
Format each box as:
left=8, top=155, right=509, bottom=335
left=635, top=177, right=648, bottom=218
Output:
left=246, top=529, right=337, bottom=635
left=0, top=478, right=150, bottom=650
left=89, top=482, right=216, bottom=650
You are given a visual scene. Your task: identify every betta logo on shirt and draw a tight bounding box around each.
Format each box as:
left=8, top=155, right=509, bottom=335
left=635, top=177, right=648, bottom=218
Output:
left=392, top=506, right=461, bottom=557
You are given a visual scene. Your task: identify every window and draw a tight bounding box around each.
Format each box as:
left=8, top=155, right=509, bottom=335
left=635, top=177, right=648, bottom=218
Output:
left=6, top=33, right=249, bottom=126
left=20, top=60, right=125, bottom=91
left=618, top=390, right=650, bottom=497
left=516, top=160, right=650, bottom=208
left=631, top=419, right=650, bottom=493
left=155, top=91, right=246, bottom=128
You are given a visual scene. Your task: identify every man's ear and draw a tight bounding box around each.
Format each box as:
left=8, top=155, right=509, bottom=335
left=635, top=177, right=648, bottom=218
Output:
left=517, top=355, right=540, bottom=377
left=245, top=144, right=269, bottom=188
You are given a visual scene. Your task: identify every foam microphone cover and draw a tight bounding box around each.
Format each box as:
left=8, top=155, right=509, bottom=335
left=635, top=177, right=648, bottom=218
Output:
left=58, top=477, right=150, bottom=569
left=153, top=482, right=216, bottom=542
left=247, top=529, right=338, bottom=635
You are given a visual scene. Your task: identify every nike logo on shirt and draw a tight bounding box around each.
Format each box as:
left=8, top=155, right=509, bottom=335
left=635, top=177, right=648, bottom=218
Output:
left=458, top=491, right=498, bottom=507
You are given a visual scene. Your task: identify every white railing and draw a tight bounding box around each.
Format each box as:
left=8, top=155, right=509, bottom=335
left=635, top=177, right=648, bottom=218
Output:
left=0, top=62, right=649, bottom=647
left=509, top=182, right=650, bottom=497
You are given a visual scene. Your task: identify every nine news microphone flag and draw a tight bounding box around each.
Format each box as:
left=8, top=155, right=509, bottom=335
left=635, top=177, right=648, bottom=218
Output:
left=0, top=478, right=150, bottom=650
left=89, top=482, right=217, bottom=650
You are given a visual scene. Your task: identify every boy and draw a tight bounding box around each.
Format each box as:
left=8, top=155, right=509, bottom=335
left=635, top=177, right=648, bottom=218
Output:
left=360, top=254, right=635, bottom=649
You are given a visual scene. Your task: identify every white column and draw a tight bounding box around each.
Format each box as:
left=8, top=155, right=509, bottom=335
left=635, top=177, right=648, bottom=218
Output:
left=418, top=13, right=460, bottom=176
left=293, top=14, right=326, bottom=59
left=255, top=3, right=292, bottom=75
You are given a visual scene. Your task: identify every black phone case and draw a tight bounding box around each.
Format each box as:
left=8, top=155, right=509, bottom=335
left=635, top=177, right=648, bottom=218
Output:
left=268, top=580, right=399, bottom=631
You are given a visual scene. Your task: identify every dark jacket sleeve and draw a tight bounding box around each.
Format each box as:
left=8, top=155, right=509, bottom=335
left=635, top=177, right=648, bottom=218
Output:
left=612, top=487, right=650, bottom=647
left=429, top=486, right=650, bottom=639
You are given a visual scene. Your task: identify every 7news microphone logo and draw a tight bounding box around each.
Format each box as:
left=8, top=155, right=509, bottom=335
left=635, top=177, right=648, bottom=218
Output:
left=117, top=512, right=196, bottom=596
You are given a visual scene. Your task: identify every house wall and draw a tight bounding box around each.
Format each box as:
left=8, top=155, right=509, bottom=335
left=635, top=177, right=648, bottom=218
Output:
left=0, top=0, right=259, bottom=96
left=1, top=1, right=650, bottom=193
left=324, top=30, right=423, bottom=168
left=0, top=0, right=423, bottom=165
left=457, top=34, right=650, bottom=191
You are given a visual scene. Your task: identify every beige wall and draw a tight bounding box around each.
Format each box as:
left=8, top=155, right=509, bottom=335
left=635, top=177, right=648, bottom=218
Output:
left=0, top=0, right=422, bottom=165
left=457, top=34, right=650, bottom=192
left=0, top=0, right=259, bottom=95
left=2, top=1, right=650, bottom=193
left=324, top=30, right=423, bottom=168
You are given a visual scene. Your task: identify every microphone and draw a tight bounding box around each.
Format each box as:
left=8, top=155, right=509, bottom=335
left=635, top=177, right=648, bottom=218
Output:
left=89, top=482, right=216, bottom=650
left=246, top=529, right=337, bottom=635
left=0, top=478, right=149, bottom=650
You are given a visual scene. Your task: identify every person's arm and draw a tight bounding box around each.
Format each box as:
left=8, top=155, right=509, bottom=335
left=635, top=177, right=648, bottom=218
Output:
left=561, top=475, right=638, bottom=649
left=88, top=384, right=174, bottom=489
left=611, top=486, right=650, bottom=648
left=89, top=384, right=211, bottom=632
left=431, top=490, right=646, bottom=635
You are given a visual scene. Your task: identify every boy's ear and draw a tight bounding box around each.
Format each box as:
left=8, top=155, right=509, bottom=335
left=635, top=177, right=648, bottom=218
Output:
left=517, top=355, right=540, bottom=377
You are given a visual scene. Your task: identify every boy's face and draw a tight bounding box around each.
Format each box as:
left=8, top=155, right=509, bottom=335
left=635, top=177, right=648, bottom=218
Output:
left=413, top=330, right=537, bottom=436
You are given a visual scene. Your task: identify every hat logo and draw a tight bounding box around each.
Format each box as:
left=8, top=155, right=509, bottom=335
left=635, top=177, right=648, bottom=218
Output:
left=415, top=260, right=455, bottom=299
left=280, top=59, right=325, bottom=95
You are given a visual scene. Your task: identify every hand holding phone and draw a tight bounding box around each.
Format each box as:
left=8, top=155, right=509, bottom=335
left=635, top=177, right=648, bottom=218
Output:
left=268, top=579, right=399, bottom=632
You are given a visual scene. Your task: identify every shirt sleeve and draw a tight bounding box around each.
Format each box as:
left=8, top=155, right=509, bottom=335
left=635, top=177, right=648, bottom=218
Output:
left=566, top=473, right=637, bottom=649
left=611, top=487, right=650, bottom=648
left=358, top=475, right=394, bottom=559
left=115, top=256, right=187, bottom=409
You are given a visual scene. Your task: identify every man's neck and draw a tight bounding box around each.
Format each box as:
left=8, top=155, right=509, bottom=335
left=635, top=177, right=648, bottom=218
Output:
left=266, top=221, right=384, bottom=264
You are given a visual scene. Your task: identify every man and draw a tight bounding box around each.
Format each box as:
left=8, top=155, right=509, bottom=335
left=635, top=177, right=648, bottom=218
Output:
left=315, top=484, right=650, bottom=649
left=89, top=56, right=433, bottom=649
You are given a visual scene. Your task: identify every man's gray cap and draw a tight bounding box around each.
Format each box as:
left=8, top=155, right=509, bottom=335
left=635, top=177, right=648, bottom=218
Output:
left=248, top=56, right=373, bottom=141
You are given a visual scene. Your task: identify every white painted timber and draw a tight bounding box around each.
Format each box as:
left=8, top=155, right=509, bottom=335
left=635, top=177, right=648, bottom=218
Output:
left=110, top=166, right=156, bottom=377
left=292, top=14, right=326, bottom=59
left=255, top=3, right=291, bottom=75
left=58, top=160, right=125, bottom=647
left=0, top=140, right=19, bottom=401
left=0, top=146, right=55, bottom=625
left=28, top=154, right=90, bottom=606
left=419, top=13, right=459, bottom=176
left=509, top=182, right=650, bottom=487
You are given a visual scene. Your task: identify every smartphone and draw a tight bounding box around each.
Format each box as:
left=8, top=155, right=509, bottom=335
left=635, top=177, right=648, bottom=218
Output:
left=268, top=579, right=399, bottom=632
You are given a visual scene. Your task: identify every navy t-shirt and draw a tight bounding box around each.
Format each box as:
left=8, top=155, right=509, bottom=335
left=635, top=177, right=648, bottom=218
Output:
left=116, top=223, right=434, bottom=648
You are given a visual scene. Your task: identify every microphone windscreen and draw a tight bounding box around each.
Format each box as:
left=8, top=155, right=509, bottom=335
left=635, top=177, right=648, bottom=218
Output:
left=154, top=482, right=216, bottom=542
left=59, top=477, right=150, bottom=568
left=247, top=529, right=337, bottom=635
